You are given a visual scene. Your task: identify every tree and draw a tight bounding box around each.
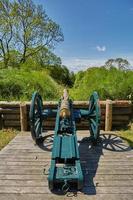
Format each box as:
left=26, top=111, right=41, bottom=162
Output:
left=115, top=58, right=129, bottom=70
left=12, top=0, right=64, bottom=63
left=33, top=47, right=62, bottom=67
left=105, top=58, right=130, bottom=70
left=0, top=0, right=13, bottom=68
left=19, top=47, right=62, bottom=70
left=7, top=50, right=21, bottom=68
left=0, top=0, right=64, bottom=67
left=105, top=59, right=115, bottom=69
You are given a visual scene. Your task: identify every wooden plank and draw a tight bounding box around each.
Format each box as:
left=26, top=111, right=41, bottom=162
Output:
left=3, top=148, right=133, bottom=155
left=0, top=145, right=132, bottom=156
left=1, top=154, right=132, bottom=161
left=0, top=186, right=133, bottom=194
left=0, top=194, right=133, bottom=200
left=0, top=109, right=20, bottom=114
left=0, top=165, right=133, bottom=173
left=81, top=186, right=133, bottom=194
left=0, top=103, right=20, bottom=108
left=3, top=114, right=20, bottom=120
left=0, top=164, right=133, bottom=171
left=113, top=107, right=132, bottom=115
left=4, top=121, right=20, bottom=126
left=92, top=114, right=130, bottom=121
left=112, top=101, right=132, bottom=107
left=0, top=180, right=47, bottom=186
left=1, top=157, right=133, bottom=162
left=1, top=194, right=133, bottom=200
left=1, top=161, right=133, bottom=166
left=0, top=100, right=131, bottom=106
left=0, top=179, right=133, bottom=187
left=0, top=144, right=133, bottom=155
left=112, top=121, right=129, bottom=125
left=111, top=115, right=130, bottom=121
left=0, top=168, right=133, bottom=175
left=0, top=174, right=133, bottom=181
left=84, top=180, right=133, bottom=187
left=0, top=174, right=44, bottom=180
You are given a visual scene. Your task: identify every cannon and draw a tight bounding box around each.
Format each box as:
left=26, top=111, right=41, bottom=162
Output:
left=29, top=89, right=101, bottom=192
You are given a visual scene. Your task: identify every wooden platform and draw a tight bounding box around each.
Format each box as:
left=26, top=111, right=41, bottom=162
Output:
left=0, top=131, right=133, bottom=200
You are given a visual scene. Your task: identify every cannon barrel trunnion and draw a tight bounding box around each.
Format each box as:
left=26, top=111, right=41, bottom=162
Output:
left=29, top=89, right=101, bottom=192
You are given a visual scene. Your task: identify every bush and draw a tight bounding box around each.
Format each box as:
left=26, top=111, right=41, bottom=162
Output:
left=70, top=67, right=133, bottom=100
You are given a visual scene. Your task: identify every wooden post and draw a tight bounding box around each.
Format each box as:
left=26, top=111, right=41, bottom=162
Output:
left=105, top=100, right=112, bottom=131
left=0, top=114, right=2, bottom=130
left=20, top=103, right=27, bottom=131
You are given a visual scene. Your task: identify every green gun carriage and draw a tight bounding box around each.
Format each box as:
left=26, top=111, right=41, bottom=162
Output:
left=29, top=89, right=101, bottom=192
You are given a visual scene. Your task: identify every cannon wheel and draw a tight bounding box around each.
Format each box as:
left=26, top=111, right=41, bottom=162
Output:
left=89, top=91, right=101, bottom=144
left=29, top=92, right=43, bottom=143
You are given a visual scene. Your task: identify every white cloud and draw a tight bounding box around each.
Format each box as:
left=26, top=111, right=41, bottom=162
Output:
left=96, top=45, right=106, bottom=52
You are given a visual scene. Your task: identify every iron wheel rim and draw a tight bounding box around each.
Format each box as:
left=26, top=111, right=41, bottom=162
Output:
left=29, top=92, right=43, bottom=142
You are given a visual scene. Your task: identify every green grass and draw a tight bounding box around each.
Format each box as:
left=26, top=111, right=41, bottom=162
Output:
left=117, top=130, right=133, bottom=148
left=0, top=129, right=18, bottom=150
left=0, top=69, right=63, bottom=101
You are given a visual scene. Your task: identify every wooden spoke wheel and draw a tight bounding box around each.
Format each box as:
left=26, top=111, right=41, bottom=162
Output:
left=29, top=92, right=43, bottom=143
left=88, top=91, right=101, bottom=144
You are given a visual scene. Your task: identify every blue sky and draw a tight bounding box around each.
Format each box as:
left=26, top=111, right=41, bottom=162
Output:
left=35, top=0, right=133, bottom=71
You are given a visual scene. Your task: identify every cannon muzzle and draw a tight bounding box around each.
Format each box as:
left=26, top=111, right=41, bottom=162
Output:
left=60, top=89, right=70, bottom=118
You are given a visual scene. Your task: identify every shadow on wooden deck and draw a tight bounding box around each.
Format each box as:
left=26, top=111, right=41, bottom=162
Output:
left=36, top=132, right=132, bottom=195
left=79, top=133, right=131, bottom=195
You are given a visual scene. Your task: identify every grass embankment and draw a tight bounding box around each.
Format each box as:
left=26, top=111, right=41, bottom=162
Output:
left=1, top=67, right=133, bottom=101
left=118, top=130, right=133, bottom=148
left=0, top=129, right=18, bottom=150
left=0, top=69, right=63, bottom=101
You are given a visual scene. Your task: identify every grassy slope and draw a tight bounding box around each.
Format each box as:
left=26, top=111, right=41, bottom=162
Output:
left=0, top=129, right=18, bottom=150
left=0, top=69, right=63, bottom=101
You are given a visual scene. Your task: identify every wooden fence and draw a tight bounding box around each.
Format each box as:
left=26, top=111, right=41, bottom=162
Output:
left=0, top=100, right=133, bottom=131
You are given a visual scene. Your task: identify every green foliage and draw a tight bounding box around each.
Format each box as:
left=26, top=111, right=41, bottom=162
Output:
left=70, top=67, right=133, bottom=100
left=18, top=56, right=74, bottom=87
left=19, top=47, right=62, bottom=71
left=32, top=47, right=62, bottom=67
left=46, top=65, right=75, bottom=87
left=0, top=0, right=63, bottom=67
left=0, top=69, right=63, bottom=100
left=105, top=58, right=130, bottom=70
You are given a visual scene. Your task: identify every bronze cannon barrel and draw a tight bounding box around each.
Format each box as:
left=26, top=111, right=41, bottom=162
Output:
left=60, top=89, right=70, bottom=118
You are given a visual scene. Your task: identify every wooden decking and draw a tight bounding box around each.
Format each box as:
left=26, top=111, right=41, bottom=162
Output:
left=0, top=131, right=133, bottom=200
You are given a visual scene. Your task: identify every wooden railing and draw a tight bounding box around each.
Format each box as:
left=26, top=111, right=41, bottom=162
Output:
left=0, top=100, right=133, bottom=131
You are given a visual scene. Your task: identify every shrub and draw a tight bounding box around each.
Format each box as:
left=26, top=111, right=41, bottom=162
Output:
left=70, top=67, right=133, bottom=100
